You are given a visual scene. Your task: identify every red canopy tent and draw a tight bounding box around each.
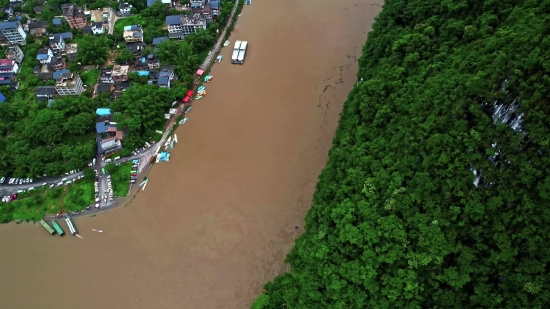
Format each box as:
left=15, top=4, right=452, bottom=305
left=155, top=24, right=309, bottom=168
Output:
left=196, top=69, right=205, bottom=76
left=186, top=90, right=193, bottom=97
left=183, top=96, right=190, bottom=103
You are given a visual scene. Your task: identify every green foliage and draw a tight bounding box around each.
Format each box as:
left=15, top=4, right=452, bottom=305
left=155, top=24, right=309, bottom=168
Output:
left=80, top=69, right=99, bottom=86
left=0, top=179, right=94, bottom=223
left=110, top=84, right=186, bottom=149
left=256, top=0, right=550, bottom=308
left=115, top=48, right=135, bottom=64
left=105, top=162, right=132, bottom=197
left=0, top=93, right=101, bottom=177
left=76, top=35, right=110, bottom=65
left=251, top=294, right=270, bottom=309
left=113, top=10, right=168, bottom=44
left=154, top=39, right=201, bottom=86
left=64, top=180, right=94, bottom=211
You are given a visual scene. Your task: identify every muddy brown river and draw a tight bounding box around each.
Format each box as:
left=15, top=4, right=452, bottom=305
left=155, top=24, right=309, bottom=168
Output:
left=0, top=1, right=381, bottom=308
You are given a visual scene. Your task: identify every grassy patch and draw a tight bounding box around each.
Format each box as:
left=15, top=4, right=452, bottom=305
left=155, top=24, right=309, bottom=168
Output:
left=0, top=178, right=94, bottom=223
left=64, top=179, right=95, bottom=211
left=114, top=15, right=146, bottom=34
left=105, top=162, right=132, bottom=197
left=80, top=69, right=99, bottom=86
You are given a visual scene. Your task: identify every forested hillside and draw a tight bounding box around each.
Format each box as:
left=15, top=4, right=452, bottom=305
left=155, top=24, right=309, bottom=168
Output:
left=253, top=0, right=550, bottom=308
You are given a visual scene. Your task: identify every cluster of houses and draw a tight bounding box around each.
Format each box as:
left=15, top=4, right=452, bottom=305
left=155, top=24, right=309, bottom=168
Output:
left=0, top=0, right=221, bottom=151
left=164, top=0, right=221, bottom=39
left=95, top=108, right=125, bottom=155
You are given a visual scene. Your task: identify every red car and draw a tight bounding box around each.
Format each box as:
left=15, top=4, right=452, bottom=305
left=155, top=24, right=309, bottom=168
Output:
left=131, top=173, right=137, bottom=177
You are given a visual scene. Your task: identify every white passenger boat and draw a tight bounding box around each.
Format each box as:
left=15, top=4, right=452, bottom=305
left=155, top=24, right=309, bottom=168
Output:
left=223, top=40, right=230, bottom=47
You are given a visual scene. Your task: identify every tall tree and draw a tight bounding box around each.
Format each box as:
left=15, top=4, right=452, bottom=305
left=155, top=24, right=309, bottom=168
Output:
left=76, top=35, right=110, bottom=65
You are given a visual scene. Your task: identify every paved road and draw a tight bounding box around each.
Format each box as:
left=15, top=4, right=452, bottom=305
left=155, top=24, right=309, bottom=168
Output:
left=108, top=8, right=123, bottom=35
left=0, top=142, right=161, bottom=197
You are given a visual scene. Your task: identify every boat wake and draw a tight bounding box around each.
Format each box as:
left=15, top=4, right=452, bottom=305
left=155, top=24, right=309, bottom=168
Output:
left=75, top=234, right=84, bottom=240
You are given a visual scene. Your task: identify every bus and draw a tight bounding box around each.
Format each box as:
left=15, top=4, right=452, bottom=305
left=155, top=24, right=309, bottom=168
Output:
left=51, top=220, right=65, bottom=236
left=231, top=40, right=242, bottom=64
left=39, top=220, right=55, bottom=235
left=65, top=216, right=78, bottom=236
left=236, top=41, right=248, bottom=64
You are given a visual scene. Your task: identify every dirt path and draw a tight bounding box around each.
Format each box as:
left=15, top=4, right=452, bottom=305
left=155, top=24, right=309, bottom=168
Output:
left=59, top=187, right=67, bottom=214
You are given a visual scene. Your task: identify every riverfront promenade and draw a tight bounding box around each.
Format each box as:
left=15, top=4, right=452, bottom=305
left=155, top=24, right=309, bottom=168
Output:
left=4, top=1, right=242, bottom=218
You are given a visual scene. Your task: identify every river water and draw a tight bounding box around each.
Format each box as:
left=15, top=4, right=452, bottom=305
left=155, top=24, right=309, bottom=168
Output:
left=0, top=0, right=381, bottom=308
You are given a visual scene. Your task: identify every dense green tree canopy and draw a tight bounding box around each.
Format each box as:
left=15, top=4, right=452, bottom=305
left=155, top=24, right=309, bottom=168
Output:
left=76, top=35, right=111, bottom=65
left=110, top=84, right=186, bottom=148
left=254, top=0, right=550, bottom=308
left=0, top=95, right=101, bottom=177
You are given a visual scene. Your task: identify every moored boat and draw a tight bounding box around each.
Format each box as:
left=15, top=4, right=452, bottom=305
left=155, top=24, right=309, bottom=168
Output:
left=92, top=229, right=103, bottom=233
left=223, top=40, right=230, bottom=47
left=51, top=220, right=65, bottom=236
left=40, top=220, right=55, bottom=235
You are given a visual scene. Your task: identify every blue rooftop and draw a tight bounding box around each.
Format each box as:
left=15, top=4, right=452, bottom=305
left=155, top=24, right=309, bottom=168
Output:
left=166, top=15, right=181, bottom=25
left=96, top=108, right=111, bottom=116
left=0, top=21, right=18, bottom=30
left=147, top=0, right=157, bottom=6
left=0, top=93, right=5, bottom=103
left=52, top=18, right=62, bottom=25
left=96, top=121, right=108, bottom=134
left=123, top=25, right=140, bottom=31
left=53, top=70, right=70, bottom=79
left=37, top=54, right=49, bottom=60
left=158, top=75, right=169, bottom=85
left=152, top=37, right=168, bottom=45
left=56, top=32, right=73, bottom=40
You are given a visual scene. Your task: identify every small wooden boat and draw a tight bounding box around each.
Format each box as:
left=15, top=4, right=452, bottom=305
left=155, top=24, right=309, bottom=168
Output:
left=223, top=40, right=230, bottom=47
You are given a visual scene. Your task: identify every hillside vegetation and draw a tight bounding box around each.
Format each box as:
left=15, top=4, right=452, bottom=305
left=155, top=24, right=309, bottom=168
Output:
left=254, top=0, right=550, bottom=308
